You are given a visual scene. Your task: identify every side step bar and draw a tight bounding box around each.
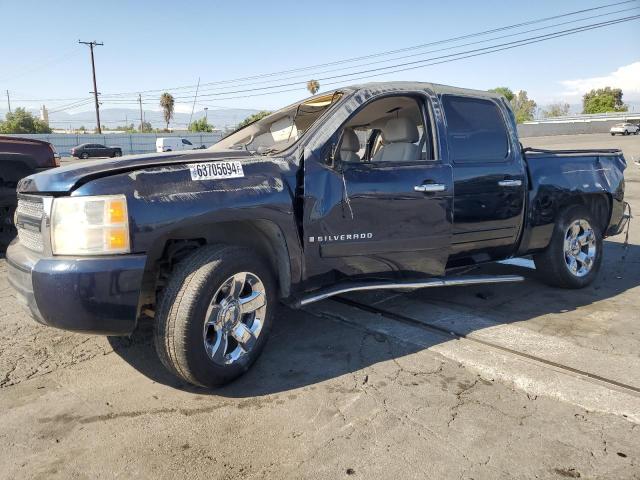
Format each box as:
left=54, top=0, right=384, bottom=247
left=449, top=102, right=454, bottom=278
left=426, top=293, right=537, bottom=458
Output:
left=294, top=274, right=524, bottom=308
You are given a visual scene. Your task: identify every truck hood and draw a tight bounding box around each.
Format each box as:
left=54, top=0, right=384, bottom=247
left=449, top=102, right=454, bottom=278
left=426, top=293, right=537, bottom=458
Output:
left=17, top=149, right=253, bottom=194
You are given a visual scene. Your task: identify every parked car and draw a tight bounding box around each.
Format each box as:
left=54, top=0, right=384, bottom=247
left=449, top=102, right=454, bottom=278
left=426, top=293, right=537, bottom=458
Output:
left=71, top=143, right=122, bottom=159
left=0, top=136, right=59, bottom=251
left=610, top=122, right=639, bottom=135
left=7, top=82, right=630, bottom=388
left=156, top=137, right=197, bottom=152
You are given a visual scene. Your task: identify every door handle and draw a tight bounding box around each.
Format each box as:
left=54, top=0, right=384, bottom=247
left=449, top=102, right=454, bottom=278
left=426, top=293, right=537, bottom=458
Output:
left=498, top=179, right=522, bottom=187
left=414, top=183, right=446, bottom=193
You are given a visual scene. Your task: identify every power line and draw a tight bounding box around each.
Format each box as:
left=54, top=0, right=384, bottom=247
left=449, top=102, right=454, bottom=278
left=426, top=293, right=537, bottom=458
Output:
left=125, top=5, right=638, bottom=100
left=96, top=0, right=638, bottom=99
left=160, top=14, right=640, bottom=101
left=31, top=3, right=640, bottom=112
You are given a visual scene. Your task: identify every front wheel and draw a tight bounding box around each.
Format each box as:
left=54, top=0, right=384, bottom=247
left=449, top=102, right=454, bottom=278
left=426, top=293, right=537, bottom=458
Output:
left=534, top=205, right=603, bottom=289
left=113, top=150, right=122, bottom=157
left=81, top=152, right=89, bottom=159
left=154, top=245, right=275, bottom=388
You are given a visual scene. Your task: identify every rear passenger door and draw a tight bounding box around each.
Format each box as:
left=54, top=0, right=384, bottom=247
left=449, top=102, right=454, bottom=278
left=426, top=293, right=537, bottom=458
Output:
left=441, top=95, right=526, bottom=260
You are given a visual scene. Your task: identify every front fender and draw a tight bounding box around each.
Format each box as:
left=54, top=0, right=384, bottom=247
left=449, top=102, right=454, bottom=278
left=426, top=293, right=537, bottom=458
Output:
left=71, top=157, right=303, bottom=303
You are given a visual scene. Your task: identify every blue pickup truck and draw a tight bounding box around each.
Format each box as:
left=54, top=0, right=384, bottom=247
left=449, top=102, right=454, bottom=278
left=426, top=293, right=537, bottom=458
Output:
left=6, top=82, right=630, bottom=388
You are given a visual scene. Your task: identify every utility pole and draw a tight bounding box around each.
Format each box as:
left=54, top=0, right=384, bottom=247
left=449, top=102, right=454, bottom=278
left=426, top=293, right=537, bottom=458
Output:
left=79, top=40, right=103, bottom=133
left=188, top=77, right=200, bottom=128
left=5, top=90, right=11, bottom=113
left=138, top=94, right=144, bottom=131
left=204, top=107, right=208, bottom=122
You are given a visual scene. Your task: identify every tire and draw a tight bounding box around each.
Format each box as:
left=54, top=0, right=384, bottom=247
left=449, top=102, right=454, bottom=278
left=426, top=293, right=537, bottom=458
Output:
left=113, top=150, right=122, bottom=157
left=81, top=152, right=89, bottom=159
left=533, top=205, right=603, bottom=289
left=624, top=130, right=630, bottom=136
left=154, top=245, right=275, bottom=388
left=610, top=132, right=615, bottom=136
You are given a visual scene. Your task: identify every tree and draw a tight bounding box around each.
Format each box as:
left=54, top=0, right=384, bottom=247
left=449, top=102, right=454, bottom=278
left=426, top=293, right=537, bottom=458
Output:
left=139, top=121, right=153, bottom=133
left=237, top=110, right=272, bottom=129
left=490, top=87, right=537, bottom=123
left=159, top=92, right=175, bottom=130
left=306, top=80, right=320, bottom=95
left=488, top=87, right=515, bottom=102
left=0, top=108, right=52, bottom=134
left=582, top=87, right=627, bottom=114
left=542, top=102, right=570, bottom=118
left=188, top=117, right=214, bottom=132
left=511, top=90, right=537, bottom=123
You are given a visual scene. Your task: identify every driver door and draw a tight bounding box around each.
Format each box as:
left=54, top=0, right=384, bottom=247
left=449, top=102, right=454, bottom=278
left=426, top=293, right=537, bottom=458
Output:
left=302, top=93, right=453, bottom=284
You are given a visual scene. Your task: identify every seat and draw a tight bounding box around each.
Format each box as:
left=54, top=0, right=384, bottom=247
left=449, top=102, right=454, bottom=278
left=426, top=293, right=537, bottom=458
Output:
left=340, top=128, right=361, bottom=162
left=372, top=117, right=419, bottom=162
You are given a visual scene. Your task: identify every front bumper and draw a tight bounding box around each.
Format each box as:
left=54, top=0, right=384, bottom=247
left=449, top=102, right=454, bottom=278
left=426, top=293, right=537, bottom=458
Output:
left=6, top=240, right=146, bottom=335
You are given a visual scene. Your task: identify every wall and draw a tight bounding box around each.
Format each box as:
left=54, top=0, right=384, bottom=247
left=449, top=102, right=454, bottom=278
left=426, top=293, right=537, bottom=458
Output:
left=518, top=119, right=639, bottom=138
left=7, top=132, right=223, bottom=156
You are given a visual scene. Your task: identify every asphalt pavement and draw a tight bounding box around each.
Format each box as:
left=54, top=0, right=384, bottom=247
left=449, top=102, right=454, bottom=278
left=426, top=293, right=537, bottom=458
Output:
left=1, top=133, right=639, bottom=479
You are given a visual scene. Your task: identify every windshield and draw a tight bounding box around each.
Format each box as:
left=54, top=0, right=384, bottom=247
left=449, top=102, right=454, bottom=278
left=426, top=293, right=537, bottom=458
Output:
left=210, top=91, right=343, bottom=154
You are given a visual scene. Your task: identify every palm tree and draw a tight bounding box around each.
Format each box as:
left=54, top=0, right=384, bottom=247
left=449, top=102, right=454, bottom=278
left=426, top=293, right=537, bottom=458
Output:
left=306, top=80, right=320, bottom=95
left=159, top=92, right=175, bottom=130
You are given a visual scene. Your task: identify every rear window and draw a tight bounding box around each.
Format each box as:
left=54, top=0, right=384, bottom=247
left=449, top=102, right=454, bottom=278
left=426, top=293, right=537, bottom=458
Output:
left=442, top=95, right=509, bottom=163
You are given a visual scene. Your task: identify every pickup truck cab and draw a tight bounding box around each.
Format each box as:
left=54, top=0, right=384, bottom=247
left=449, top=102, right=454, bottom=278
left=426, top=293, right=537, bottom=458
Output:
left=6, top=82, right=629, bottom=388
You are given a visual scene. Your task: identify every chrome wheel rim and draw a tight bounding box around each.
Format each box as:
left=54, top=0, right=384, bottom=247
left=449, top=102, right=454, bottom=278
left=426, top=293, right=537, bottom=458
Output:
left=202, top=272, right=267, bottom=366
left=563, top=219, right=596, bottom=277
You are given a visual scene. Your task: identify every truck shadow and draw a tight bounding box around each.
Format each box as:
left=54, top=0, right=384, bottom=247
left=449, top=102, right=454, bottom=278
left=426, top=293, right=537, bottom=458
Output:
left=107, top=240, right=639, bottom=397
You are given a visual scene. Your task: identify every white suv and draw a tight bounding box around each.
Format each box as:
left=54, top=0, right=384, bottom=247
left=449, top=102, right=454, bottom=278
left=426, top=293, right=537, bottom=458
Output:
left=610, top=122, right=639, bottom=136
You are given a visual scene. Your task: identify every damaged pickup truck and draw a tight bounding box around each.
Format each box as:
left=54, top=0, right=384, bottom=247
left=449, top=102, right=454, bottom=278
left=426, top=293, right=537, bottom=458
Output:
left=6, top=82, right=630, bottom=388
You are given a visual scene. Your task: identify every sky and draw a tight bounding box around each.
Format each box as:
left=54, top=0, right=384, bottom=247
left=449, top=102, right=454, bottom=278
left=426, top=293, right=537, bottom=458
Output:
left=0, top=0, right=638, bottom=121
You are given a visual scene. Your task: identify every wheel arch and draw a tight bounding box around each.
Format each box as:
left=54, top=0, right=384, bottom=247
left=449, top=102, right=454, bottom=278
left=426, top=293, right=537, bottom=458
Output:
left=141, top=219, right=293, bottom=309
left=520, top=192, right=612, bottom=255
left=559, top=193, right=612, bottom=234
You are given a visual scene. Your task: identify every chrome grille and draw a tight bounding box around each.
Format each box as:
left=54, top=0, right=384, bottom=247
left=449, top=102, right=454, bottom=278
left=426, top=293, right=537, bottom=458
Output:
left=17, top=227, right=44, bottom=252
left=16, top=198, right=44, bottom=219
left=16, top=197, right=45, bottom=252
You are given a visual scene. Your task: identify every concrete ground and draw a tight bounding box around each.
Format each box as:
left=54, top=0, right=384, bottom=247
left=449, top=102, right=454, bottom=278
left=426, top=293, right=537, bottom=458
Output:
left=1, top=133, right=639, bottom=479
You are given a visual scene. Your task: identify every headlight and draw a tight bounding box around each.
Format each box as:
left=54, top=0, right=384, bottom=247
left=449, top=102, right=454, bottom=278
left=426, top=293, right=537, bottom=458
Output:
left=51, top=195, right=130, bottom=255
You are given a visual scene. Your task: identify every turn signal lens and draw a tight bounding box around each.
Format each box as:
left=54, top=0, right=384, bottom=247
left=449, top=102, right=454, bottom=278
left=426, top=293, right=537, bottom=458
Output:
left=51, top=195, right=130, bottom=255
left=108, top=199, right=126, bottom=223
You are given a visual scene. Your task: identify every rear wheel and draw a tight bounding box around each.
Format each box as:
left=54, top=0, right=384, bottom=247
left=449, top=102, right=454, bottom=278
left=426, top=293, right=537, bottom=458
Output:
left=534, top=205, right=603, bottom=289
left=113, top=150, right=122, bottom=157
left=154, top=245, right=275, bottom=388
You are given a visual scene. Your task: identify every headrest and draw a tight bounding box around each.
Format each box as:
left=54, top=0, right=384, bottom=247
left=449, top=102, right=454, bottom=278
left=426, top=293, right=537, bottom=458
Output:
left=341, top=128, right=360, bottom=152
left=382, top=117, right=419, bottom=143
left=270, top=116, right=297, bottom=143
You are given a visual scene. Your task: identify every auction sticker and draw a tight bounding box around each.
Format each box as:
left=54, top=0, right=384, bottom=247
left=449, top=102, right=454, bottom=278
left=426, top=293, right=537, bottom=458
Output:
left=189, top=161, right=244, bottom=180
